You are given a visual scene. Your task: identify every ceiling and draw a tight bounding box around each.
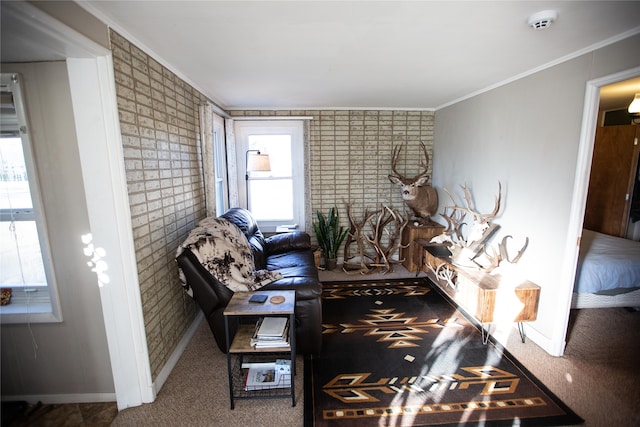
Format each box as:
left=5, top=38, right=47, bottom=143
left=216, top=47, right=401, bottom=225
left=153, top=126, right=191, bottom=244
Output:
left=4, top=1, right=640, bottom=111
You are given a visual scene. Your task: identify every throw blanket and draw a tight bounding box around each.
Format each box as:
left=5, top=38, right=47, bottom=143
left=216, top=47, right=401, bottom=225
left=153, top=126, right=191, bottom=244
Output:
left=176, top=217, right=282, bottom=296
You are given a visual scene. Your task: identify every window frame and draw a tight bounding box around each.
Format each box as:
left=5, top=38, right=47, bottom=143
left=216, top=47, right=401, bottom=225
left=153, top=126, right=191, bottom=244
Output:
left=235, top=120, right=305, bottom=232
left=212, top=113, right=229, bottom=216
left=0, top=73, right=62, bottom=324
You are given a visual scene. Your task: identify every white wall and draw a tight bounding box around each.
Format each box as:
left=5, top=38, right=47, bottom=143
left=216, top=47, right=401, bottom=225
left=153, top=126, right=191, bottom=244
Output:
left=433, top=34, right=640, bottom=355
left=0, top=62, right=115, bottom=401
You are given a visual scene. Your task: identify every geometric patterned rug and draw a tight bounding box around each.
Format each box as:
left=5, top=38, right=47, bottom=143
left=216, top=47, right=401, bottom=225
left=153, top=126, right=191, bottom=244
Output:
left=304, top=278, right=583, bottom=426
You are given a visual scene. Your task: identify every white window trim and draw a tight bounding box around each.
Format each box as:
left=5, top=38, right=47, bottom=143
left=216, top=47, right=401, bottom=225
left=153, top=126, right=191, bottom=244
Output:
left=200, top=104, right=230, bottom=217
left=235, top=120, right=305, bottom=232
left=0, top=73, right=62, bottom=324
left=213, top=113, right=229, bottom=216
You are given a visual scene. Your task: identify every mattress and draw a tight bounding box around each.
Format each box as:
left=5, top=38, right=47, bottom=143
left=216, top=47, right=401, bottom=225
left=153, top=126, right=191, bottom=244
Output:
left=573, top=229, right=640, bottom=295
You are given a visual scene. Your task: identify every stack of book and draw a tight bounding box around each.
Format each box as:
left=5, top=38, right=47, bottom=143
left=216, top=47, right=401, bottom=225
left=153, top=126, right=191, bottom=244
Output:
left=250, top=317, right=290, bottom=348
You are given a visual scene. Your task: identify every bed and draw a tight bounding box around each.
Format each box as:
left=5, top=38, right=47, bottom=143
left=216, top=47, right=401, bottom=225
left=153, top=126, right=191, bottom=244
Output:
left=571, top=229, right=640, bottom=309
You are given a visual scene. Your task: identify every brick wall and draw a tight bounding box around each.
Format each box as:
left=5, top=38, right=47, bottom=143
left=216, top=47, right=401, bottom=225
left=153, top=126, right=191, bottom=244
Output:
left=229, top=109, right=435, bottom=246
left=110, top=30, right=204, bottom=378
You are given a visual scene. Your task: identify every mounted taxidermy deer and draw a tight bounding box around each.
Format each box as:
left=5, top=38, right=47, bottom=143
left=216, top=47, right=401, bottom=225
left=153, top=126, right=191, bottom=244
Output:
left=388, top=142, right=438, bottom=221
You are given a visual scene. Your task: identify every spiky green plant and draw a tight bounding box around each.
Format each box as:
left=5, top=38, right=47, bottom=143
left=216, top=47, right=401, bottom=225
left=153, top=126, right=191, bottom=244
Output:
left=312, top=207, right=348, bottom=260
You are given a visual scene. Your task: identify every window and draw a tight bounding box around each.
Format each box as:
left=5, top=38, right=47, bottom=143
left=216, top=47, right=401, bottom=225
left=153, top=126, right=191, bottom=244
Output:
left=0, top=73, right=61, bottom=323
left=213, top=113, right=228, bottom=216
left=235, top=121, right=305, bottom=232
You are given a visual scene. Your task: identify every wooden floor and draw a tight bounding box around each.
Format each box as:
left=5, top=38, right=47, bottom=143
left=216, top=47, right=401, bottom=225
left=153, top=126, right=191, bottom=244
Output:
left=1, top=401, right=117, bottom=426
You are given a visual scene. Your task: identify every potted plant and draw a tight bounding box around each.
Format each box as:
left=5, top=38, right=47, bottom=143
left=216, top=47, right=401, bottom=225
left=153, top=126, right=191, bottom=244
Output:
left=312, top=207, right=348, bottom=270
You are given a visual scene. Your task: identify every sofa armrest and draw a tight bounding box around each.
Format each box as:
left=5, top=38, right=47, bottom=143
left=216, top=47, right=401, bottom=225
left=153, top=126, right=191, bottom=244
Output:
left=176, top=249, right=234, bottom=307
left=265, top=231, right=311, bottom=254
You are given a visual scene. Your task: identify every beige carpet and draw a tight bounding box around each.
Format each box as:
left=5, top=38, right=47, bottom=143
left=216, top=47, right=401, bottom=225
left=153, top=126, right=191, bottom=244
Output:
left=112, top=265, right=640, bottom=426
left=506, top=306, right=640, bottom=427
left=112, top=320, right=304, bottom=427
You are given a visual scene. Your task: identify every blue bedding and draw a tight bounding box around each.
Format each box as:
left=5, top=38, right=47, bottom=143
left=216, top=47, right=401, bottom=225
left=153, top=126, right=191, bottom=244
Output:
left=574, top=229, right=640, bottom=295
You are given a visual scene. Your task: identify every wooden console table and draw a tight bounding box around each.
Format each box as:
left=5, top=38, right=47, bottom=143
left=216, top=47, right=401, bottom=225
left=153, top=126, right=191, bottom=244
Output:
left=401, top=221, right=445, bottom=272
left=419, top=241, right=540, bottom=344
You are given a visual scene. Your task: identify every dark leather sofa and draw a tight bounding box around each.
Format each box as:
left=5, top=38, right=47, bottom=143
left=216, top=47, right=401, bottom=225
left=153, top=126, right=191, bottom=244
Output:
left=176, top=208, right=322, bottom=355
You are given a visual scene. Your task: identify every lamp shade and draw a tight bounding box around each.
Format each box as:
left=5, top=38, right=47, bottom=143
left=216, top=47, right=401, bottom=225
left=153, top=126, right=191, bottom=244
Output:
left=628, top=93, right=640, bottom=114
left=247, top=152, right=271, bottom=172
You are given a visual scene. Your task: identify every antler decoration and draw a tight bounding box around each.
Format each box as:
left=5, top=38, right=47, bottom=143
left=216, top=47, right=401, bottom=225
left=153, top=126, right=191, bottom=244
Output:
left=343, top=203, right=408, bottom=274
left=481, top=235, right=530, bottom=274
left=428, top=262, right=457, bottom=289
left=343, top=203, right=375, bottom=274
left=442, top=183, right=501, bottom=245
left=431, top=182, right=528, bottom=272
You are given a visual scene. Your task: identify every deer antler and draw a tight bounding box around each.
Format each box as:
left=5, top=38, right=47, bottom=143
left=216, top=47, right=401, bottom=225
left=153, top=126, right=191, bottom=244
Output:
left=499, top=235, right=529, bottom=264
left=390, top=144, right=403, bottom=180
left=442, top=187, right=468, bottom=243
left=389, top=142, right=431, bottom=183
left=481, top=181, right=501, bottom=224
left=360, top=205, right=408, bottom=274
left=343, top=202, right=375, bottom=274
left=428, top=262, right=457, bottom=289
left=380, top=206, right=408, bottom=257
left=412, top=142, right=431, bottom=182
left=450, top=182, right=501, bottom=225
left=440, top=207, right=466, bottom=242
left=482, top=235, right=529, bottom=273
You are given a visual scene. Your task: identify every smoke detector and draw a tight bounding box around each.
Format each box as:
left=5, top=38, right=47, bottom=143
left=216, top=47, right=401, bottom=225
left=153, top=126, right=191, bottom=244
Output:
left=528, top=10, right=558, bottom=29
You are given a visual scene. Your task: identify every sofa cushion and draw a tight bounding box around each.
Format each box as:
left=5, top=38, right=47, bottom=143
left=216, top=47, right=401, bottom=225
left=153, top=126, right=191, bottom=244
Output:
left=221, top=208, right=267, bottom=268
left=264, top=250, right=322, bottom=300
left=265, top=232, right=311, bottom=255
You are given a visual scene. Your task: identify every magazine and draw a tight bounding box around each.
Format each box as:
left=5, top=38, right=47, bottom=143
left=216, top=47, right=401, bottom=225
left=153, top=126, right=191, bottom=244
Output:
left=243, top=361, right=291, bottom=391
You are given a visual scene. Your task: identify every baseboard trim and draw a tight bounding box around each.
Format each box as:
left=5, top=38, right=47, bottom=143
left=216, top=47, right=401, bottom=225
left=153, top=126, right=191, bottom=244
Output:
left=493, top=322, right=559, bottom=356
left=521, top=323, right=560, bottom=356
left=152, top=312, right=204, bottom=396
left=0, top=313, right=204, bottom=407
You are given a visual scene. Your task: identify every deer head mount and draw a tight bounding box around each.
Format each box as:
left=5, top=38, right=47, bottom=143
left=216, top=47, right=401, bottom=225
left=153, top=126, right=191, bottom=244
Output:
left=388, top=142, right=438, bottom=221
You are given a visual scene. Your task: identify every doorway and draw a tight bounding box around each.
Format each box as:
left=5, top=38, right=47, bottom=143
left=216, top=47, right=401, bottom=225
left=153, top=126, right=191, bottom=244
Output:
left=587, top=76, right=640, bottom=240
left=570, top=68, right=640, bottom=244
left=1, top=1, right=152, bottom=409
left=561, top=68, right=640, bottom=353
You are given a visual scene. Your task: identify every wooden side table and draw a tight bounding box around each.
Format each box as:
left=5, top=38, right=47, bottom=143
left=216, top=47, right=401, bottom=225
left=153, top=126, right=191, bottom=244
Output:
left=223, top=290, right=296, bottom=409
left=401, top=221, right=445, bottom=272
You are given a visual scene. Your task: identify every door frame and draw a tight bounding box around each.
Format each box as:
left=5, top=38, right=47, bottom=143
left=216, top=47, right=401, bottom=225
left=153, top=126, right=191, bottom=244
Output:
left=559, top=66, right=640, bottom=354
left=68, top=56, right=154, bottom=409
left=6, top=1, right=154, bottom=409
